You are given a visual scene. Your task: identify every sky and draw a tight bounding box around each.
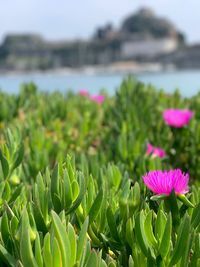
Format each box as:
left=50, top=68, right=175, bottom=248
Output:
left=0, top=0, right=199, bottom=44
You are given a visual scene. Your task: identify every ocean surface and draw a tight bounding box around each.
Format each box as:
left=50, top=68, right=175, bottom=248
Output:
left=0, top=70, right=200, bottom=97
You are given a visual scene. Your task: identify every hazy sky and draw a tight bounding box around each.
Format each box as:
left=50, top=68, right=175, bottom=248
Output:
left=1, top=0, right=199, bottom=44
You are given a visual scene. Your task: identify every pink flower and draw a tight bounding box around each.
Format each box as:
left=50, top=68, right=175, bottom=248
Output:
left=79, top=90, right=89, bottom=96
left=163, top=109, right=193, bottom=128
left=90, top=95, right=105, bottom=104
left=143, top=169, right=189, bottom=195
left=146, top=143, right=166, bottom=158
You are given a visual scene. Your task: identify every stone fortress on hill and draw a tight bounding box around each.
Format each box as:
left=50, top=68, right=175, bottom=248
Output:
left=0, top=7, right=199, bottom=71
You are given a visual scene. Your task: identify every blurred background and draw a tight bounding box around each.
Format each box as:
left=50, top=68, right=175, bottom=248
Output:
left=0, top=0, right=200, bottom=96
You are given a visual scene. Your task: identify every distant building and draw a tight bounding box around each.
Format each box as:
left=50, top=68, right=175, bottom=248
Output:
left=0, top=7, right=194, bottom=71
left=121, top=37, right=178, bottom=59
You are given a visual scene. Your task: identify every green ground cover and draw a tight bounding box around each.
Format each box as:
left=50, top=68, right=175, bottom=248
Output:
left=0, top=78, right=200, bottom=266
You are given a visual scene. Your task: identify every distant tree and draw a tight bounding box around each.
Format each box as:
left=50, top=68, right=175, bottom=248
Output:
left=177, top=32, right=186, bottom=45
left=121, top=7, right=178, bottom=38
left=93, top=23, right=114, bottom=40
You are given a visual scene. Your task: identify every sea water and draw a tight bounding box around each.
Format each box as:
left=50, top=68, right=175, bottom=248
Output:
left=0, top=69, right=200, bottom=97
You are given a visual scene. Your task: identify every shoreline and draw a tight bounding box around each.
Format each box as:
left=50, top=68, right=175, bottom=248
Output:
left=0, top=62, right=177, bottom=77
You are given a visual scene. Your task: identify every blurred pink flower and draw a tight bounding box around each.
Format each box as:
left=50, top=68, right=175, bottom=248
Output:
left=146, top=143, right=166, bottom=158
left=163, top=109, right=193, bottom=128
left=143, top=169, right=189, bottom=195
left=79, top=90, right=89, bottom=96
left=90, top=95, right=105, bottom=104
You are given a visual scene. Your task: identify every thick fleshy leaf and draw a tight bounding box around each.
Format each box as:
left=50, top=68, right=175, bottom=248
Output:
left=68, top=223, right=76, bottom=266
left=0, top=150, right=9, bottom=179
left=51, top=211, right=71, bottom=267
left=135, top=211, right=149, bottom=257
left=169, top=214, right=191, bottom=266
left=66, top=172, right=86, bottom=215
left=88, top=189, right=103, bottom=223
left=159, top=213, right=172, bottom=258
left=43, top=233, right=52, bottom=267
left=0, top=244, right=17, bottom=267
left=144, top=211, right=157, bottom=248
left=35, top=232, right=43, bottom=267
left=76, top=217, right=89, bottom=263
left=192, top=202, right=200, bottom=228
left=10, top=143, right=24, bottom=173
left=155, top=208, right=167, bottom=243
left=85, top=250, right=98, bottom=267
left=106, top=206, right=121, bottom=242
left=178, top=194, right=194, bottom=208
left=20, top=209, right=38, bottom=267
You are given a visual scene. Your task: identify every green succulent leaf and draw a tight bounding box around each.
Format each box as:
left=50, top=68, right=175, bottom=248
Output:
left=178, top=194, right=194, bottom=208
left=76, top=217, right=89, bottom=263
left=0, top=149, right=9, bottom=179
left=106, top=206, right=121, bottom=243
left=169, top=213, right=191, bottom=266
left=20, top=209, right=38, bottom=267
left=135, top=211, right=149, bottom=257
left=10, top=143, right=24, bottom=173
left=144, top=210, right=157, bottom=248
left=88, top=189, right=103, bottom=223
left=51, top=210, right=71, bottom=267
left=0, top=244, right=17, bottom=267
left=159, top=213, right=172, bottom=258
left=43, top=233, right=52, bottom=267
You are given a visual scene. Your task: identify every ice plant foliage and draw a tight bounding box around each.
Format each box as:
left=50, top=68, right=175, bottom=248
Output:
left=143, top=169, right=189, bottom=195
left=90, top=95, right=105, bottom=104
left=146, top=143, right=166, bottom=158
left=163, top=109, right=194, bottom=128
